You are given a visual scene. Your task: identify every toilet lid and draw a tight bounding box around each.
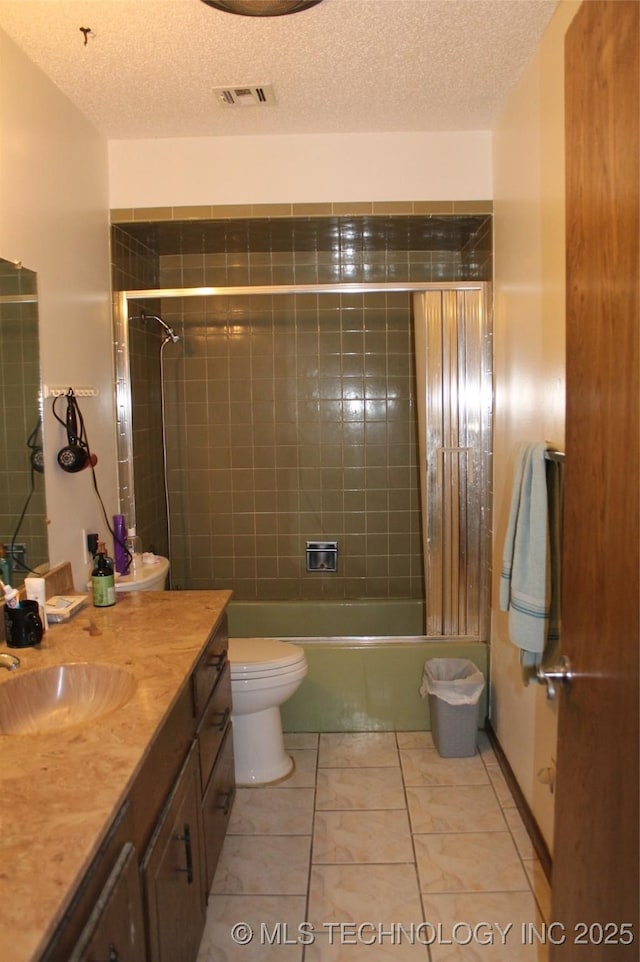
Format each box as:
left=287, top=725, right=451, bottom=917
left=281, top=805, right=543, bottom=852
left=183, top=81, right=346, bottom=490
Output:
left=228, top=637, right=307, bottom=675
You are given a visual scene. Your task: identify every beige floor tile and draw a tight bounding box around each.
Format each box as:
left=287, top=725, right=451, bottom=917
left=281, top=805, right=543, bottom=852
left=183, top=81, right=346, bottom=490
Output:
left=200, top=729, right=552, bottom=962
left=305, top=932, right=430, bottom=960
left=315, top=766, right=406, bottom=810
left=400, top=749, right=489, bottom=787
left=396, top=731, right=436, bottom=750
left=211, top=835, right=311, bottom=895
left=407, top=785, right=507, bottom=834
left=280, top=748, right=317, bottom=787
left=308, top=863, right=423, bottom=928
left=313, top=809, right=414, bottom=863
left=414, top=832, right=530, bottom=894
left=421, top=891, right=548, bottom=961
left=197, top=894, right=306, bottom=962
left=227, top=787, right=314, bottom=835
left=318, top=732, right=400, bottom=768
left=486, top=766, right=517, bottom=808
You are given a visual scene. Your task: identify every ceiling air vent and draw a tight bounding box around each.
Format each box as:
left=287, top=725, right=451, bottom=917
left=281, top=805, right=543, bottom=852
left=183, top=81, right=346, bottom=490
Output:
left=215, top=84, right=276, bottom=107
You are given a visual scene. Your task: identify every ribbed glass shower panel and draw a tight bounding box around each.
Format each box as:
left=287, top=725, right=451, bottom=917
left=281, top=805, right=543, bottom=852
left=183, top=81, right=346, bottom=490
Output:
left=414, top=287, right=492, bottom=638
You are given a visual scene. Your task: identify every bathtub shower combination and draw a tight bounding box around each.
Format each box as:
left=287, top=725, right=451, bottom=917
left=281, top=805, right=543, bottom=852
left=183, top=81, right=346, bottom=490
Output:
left=114, top=280, right=492, bottom=768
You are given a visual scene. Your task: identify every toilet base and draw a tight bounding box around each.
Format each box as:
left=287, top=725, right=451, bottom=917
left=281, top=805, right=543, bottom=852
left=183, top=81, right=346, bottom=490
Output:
left=231, top=706, right=293, bottom=785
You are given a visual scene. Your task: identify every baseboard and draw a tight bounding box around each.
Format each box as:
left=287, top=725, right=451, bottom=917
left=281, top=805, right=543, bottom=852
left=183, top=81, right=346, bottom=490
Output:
left=485, top=721, right=552, bottom=882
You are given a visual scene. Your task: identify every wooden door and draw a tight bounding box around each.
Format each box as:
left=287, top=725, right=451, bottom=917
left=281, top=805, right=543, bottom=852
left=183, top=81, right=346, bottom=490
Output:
left=550, top=1, right=639, bottom=956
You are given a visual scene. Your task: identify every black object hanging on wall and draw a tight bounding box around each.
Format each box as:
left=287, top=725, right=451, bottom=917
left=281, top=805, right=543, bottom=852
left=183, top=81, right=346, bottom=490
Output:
left=53, top=389, right=97, bottom=473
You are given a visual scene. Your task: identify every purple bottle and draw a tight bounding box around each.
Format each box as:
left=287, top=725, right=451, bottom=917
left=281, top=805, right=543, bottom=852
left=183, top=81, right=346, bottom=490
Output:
left=113, top=514, right=128, bottom=575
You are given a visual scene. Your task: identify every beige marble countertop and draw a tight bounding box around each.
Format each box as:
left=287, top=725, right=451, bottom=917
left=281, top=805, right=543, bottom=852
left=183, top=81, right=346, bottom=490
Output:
left=0, top=589, right=232, bottom=962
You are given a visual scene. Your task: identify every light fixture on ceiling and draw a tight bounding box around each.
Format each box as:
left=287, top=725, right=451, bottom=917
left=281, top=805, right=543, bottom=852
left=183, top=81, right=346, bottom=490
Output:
left=200, top=0, right=323, bottom=16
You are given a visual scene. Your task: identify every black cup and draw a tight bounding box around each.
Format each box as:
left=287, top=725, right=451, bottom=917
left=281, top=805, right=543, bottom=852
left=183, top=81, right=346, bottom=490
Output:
left=4, top=599, right=44, bottom=649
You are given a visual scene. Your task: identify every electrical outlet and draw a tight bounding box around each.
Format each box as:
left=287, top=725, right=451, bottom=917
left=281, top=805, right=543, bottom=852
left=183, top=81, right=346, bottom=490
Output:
left=83, top=530, right=98, bottom=563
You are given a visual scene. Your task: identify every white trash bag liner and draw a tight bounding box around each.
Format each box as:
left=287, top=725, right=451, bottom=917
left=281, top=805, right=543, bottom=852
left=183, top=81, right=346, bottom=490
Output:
left=420, top=658, right=485, bottom=706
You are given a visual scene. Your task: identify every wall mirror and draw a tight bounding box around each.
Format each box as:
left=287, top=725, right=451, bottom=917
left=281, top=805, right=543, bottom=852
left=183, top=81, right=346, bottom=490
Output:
left=0, top=258, right=48, bottom=588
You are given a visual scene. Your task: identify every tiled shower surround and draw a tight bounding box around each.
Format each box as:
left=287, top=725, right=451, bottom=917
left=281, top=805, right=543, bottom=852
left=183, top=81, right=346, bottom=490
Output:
left=163, top=288, right=421, bottom=599
left=111, top=209, right=492, bottom=602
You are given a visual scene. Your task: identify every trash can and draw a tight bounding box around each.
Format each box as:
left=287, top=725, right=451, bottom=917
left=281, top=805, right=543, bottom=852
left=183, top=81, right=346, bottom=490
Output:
left=420, top=658, right=485, bottom=758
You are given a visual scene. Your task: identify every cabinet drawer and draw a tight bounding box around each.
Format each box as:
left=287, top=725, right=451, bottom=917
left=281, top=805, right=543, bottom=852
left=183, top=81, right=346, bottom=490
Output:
left=192, top=615, right=228, bottom=718
left=201, top=725, right=235, bottom=893
left=197, top=661, right=232, bottom=793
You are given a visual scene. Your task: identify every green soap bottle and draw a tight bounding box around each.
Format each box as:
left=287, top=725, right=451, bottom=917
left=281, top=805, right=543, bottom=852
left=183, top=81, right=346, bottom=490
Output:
left=92, top=541, right=116, bottom=607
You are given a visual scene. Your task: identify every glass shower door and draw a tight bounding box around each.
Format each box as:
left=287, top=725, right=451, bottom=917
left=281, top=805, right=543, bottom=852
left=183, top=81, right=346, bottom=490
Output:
left=413, top=287, right=493, bottom=637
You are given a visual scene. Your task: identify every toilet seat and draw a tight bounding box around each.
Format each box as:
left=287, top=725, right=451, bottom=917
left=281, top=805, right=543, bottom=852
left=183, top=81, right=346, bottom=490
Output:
left=229, top=638, right=306, bottom=679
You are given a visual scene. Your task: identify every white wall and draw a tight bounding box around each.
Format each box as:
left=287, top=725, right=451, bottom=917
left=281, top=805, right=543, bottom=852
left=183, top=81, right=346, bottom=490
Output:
left=109, top=131, right=492, bottom=208
left=0, top=29, right=117, bottom=591
left=491, top=0, right=580, bottom=851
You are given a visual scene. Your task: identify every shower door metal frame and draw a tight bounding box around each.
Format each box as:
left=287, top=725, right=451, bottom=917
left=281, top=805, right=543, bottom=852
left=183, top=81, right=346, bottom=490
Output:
left=114, top=281, right=492, bottom=637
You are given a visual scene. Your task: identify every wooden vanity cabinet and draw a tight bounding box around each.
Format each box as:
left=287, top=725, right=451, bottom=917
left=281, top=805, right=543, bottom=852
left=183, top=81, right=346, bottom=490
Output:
left=141, top=613, right=234, bottom=962
left=192, top=616, right=235, bottom=893
left=41, top=610, right=235, bottom=962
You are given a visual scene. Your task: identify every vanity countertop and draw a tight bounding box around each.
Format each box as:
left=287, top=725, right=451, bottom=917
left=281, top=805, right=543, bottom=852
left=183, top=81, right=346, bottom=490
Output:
left=0, top=589, right=232, bottom=962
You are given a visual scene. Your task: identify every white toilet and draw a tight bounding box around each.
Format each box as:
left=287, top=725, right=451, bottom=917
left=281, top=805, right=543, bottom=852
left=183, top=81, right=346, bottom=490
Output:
left=228, top=637, right=308, bottom=785
left=114, top=556, right=170, bottom=593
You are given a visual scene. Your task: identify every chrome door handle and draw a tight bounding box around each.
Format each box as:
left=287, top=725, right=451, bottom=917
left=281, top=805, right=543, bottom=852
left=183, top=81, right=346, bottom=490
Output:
left=536, top=655, right=573, bottom=700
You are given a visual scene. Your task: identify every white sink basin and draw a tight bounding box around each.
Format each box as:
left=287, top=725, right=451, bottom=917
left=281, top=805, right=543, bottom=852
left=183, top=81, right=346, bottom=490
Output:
left=0, top=663, right=136, bottom=735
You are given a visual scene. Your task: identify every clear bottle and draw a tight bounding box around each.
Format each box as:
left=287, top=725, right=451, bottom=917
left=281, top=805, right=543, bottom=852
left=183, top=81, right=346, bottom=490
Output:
left=125, top=527, right=142, bottom=575
left=92, top=541, right=116, bottom=607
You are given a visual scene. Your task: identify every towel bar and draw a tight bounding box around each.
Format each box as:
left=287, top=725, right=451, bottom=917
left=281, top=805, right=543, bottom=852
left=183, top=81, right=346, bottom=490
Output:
left=544, top=449, right=565, bottom=463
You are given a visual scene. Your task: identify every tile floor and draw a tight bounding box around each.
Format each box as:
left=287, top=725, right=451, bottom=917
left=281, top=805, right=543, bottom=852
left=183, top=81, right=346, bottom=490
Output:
left=197, top=732, right=552, bottom=962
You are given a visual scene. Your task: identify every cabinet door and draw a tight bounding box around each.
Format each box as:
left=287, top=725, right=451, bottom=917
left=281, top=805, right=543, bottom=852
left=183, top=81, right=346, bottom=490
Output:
left=201, top=725, right=236, bottom=894
left=142, top=743, right=206, bottom=962
left=69, top=843, right=145, bottom=962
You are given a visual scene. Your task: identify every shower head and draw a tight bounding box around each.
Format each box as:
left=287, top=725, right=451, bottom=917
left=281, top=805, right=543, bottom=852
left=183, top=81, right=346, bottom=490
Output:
left=138, top=311, right=180, bottom=344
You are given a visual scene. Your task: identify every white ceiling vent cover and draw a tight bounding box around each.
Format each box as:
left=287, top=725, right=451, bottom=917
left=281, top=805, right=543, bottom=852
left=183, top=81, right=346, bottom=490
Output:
left=215, top=84, right=276, bottom=107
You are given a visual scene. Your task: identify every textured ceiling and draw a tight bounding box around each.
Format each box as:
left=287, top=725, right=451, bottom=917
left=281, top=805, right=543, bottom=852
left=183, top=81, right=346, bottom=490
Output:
left=0, top=0, right=559, bottom=139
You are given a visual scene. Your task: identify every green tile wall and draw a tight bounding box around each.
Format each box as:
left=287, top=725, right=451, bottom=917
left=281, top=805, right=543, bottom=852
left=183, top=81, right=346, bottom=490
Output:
left=160, top=290, right=423, bottom=600
left=111, top=210, right=493, bottom=604
left=0, top=263, right=46, bottom=580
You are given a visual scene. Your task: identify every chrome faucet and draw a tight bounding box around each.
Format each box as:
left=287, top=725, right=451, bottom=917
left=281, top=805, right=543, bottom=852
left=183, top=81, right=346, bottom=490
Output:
left=0, top=652, right=20, bottom=671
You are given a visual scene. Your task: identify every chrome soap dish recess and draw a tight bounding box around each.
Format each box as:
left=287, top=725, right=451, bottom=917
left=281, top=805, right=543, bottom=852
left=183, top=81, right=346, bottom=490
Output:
left=306, top=541, right=338, bottom=572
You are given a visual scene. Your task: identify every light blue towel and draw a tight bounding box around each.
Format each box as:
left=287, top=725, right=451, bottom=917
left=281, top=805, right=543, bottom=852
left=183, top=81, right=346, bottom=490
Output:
left=499, top=442, right=550, bottom=669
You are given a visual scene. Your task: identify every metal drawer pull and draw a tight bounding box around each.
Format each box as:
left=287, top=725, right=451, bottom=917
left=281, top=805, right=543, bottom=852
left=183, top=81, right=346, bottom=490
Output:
left=210, top=707, right=231, bottom=731
left=217, top=787, right=235, bottom=816
left=176, top=823, right=194, bottom=884
left=208, top=650, right=227, bottom=671
left=536, top=656, right=573, bottom=700
left=106, top=946, right=120, bottom=962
